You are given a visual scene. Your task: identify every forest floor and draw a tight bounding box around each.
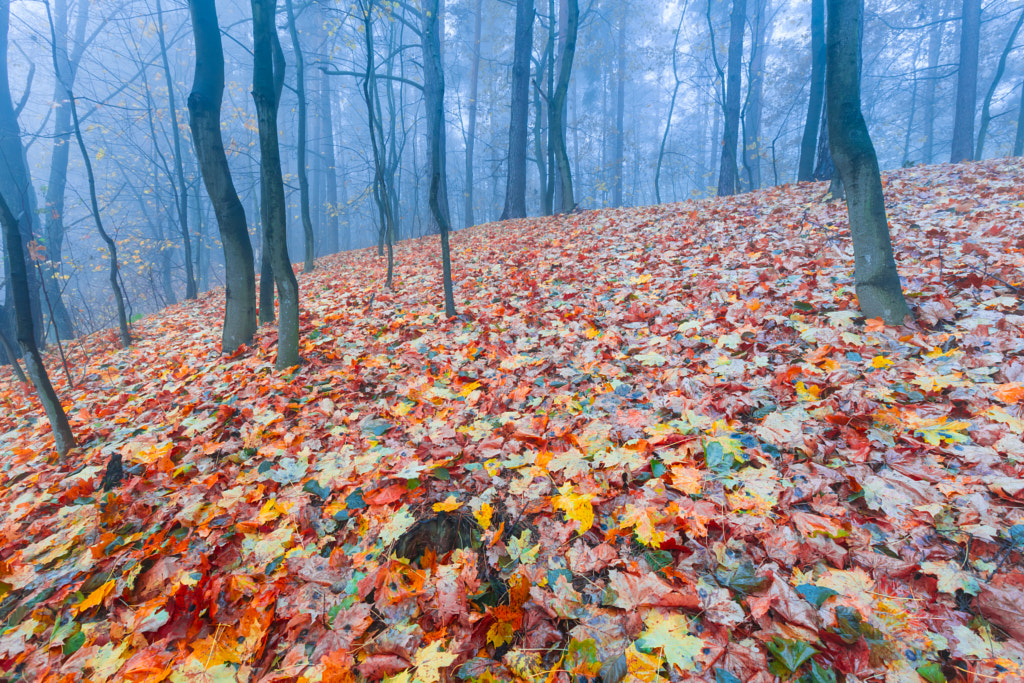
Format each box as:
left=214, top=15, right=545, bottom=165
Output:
left=1, top=159, right=1024, bottom=683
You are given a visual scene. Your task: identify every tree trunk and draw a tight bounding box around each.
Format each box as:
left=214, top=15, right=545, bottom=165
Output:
left=252, top=0, right=300, bottom=369
left=922, top=0, right=950, bottom=164
left=742, top=0, right=770, bottom=191
left=156, top=0, right=197, bottom=299
left=533, top=57, right=548, bottom=213
left=187, top=0, right=257, bottom=354
left=285, top=0, right=315, bottom=272
left=656, top=9, right=685, bottom=205
left=716, top=0, right=745, bottom=196
left=40, top=0, right=85, bottom=340
left=1015, top=78, right=1024, bottom=157
left=611, top=10, right=626, bottom=206
left=950, top=0, right=981, bottom=163
left=42, top=1, right=130, bottom=347
left=0, top=191, right=75, bottom=457
left=976, top=7, right=1024, bottom=160
left=549, top=0, right=578, bottom=213
left=321, top=68, right=340, bottom=254
left=465, top=0, right=483, bottom=226
left=501, top=0, right=534, bottom=220
left=798, top=0, right=825, bottom=181
left=422, top=0, right=456, bottom=317
left=826, top=0, right=910, bottom=325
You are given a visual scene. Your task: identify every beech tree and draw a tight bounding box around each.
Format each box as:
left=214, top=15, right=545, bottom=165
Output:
left=826, top=0, right=910, bottom=324
left=950, top=0, right=981, bottom=163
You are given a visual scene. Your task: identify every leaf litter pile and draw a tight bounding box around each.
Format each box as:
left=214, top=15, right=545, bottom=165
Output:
left=2, top=159, right=1024, bottom=683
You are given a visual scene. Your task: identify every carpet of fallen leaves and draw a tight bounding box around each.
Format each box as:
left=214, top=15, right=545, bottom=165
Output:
left=2, top=159, right=1024, bottom=683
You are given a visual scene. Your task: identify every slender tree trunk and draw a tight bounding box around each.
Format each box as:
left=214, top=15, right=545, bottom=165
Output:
left=742, top=0, right=770, bottom=191
left=1015, top=78, right=1024, bottom=156
left=501, top=0, right=534, bottom=219
left=544, top=0, right=556, bottom=214
left=321, top=69, right=339, bottom=254
left=656, top=8, right=686, bottom=205
left=611, top=10, right=626, bottom=206
left=187, top=0, right=257, bottom=353
left=0, top=191, right=75, bottom=457
left=716, top=0, right=745, bottom=196
left=798, top=0, right=825, bottom=181
left=422, top=0, right=456, bottom=316
left=156, top=0, right=197, bottom=299
left=827, top=0, right=910, bottom=324
left=465, top=0, right=482, bottom=226
left=40, top=0, right=85, bottom=340
left=950, top=0, right=981, bottom=163
left=922, top=0, right=950, bottom=164
left=533, top=57, right=548, bottom=213
left=549, top=0, right=578, bottom=213
left=252, top=0, right=300, bottom=369
left=285, top=0, right=315, bottom=272
left=43, top=2, right=130, bottom=347
left=976, top=7, right=1024, bottom=160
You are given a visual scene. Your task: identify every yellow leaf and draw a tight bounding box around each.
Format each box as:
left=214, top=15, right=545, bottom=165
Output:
left=552, top=483, right=595, bottom=535
left=871, top=355, right=893, bottom=368
left=412, top=640, right=458, bottom=683
left=795, top=381, right=822, bottom=401
left=77, top=579, right=115, bottom=614
left=257, top=498, right=287, bottom=523
left=619, top=504, right=666, bottom=548
left=432, top=495, right=462, bottom=512
left=474, top=502, right=493, bottom=530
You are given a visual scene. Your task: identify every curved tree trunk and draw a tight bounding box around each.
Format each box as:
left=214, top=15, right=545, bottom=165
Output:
left=798, top=0, right=825, bottom=181
left=501, top=0, right=533, bottom=220
left=252, top=0, right=300, bottom=369
left=549, top=0, right=578, bottom=213
left=950, top=0, right=981, bottom=163
left=826, top=0, right=910, bottom=325
left=187, top=0, right=257, bottom=353
left=975, top=7, right=1024, bottom=160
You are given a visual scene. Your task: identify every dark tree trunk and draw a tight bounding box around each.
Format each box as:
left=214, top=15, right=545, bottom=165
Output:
left=187, top=0, right=257, bottom=354
left=549, top=0, right=578, bottom=213
left=465, top=0, right=482, bottom=226
left=0, top=191, right=75, bottom=457
left=40, top=0, right=85, bottom=340
left=1015, top=79, right=1024, bottom=157
left=252, top=0, right=300, bottom=369
left=950, top=0, right=981, bottom=163
left=533, top=56, right=548, bottom=213
left=422, top=0, right=457, bottom=316
left=321, top=68, right=340, bottom=254
left=826, top=0, right=910, bottom=325
left=716, top=0, right=745, bottom=196
left=156, top=0, right=197, bottom=299
left=284, top=0, right=315, bottom=272
left=798, top=0, right=825, bottom=181
left=501, top=0, right=534, bottom=220
left=976, top=7, right=1024, bottom=159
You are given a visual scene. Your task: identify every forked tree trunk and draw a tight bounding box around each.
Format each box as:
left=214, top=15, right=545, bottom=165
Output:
left=186, top=0, right=257, bottom=353
left=252, top=0, right=300, bottom=369
left=501, top=0, right=533, bottom=220
left=826, top=0, right=910, bottom=325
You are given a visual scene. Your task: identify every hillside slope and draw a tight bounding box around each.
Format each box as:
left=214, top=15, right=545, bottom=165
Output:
left=1, top=159, right=1023, bottom=682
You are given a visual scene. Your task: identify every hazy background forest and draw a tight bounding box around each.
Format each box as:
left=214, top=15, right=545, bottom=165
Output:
left=2, top=0, right=1023, bottom=344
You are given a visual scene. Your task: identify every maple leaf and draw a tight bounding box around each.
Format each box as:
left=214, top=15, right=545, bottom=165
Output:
left=432, top=495, right=462, bottom=512
left=506, top=530, right=540, bottom=565
left=379, top=505, right=417, bottom=546
left=411, top=640, right=458, bottom=683
left=619, top=504, right=665, bottom=548
left=473, top=502, right=493, bottom=530
left=920, top=561, right=980, bottom=596
left=552, top=483, right=595, bottom=535
left=635, top=611, right=703, bottom=672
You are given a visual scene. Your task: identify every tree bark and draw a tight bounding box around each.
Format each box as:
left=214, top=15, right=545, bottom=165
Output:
left=252, top=0, right=300, bottom=369
left=320, top=68, right=339, bottom=254
left=501, top=0, right=534, bottom=220
left=465, top=0, right=483, bottom=226
left=798, top=0, right=825, bottom=181
left=156, top=0, right=197, bottom=299
left=549, top=0, right=578, bottom=213
left=922, top=0, right=951, bottom=164
left=742, top=0, right=770, bottom=191
left=422, top=0, right=457, bottom=316
left=826, top=0, right=910, bottom=325
left=716, top=0, right=745, bottom=196
left=187, top=0, right=257, bottom=354
left=975, top=7, right=1024, bottom=160
left=0, top=191, right=75, bottom=457
left=950, top=0, right=981, bottom=163
left=284, top=0, right=315, bottom=272
left=1015, top=78, right=1024, bottom=157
